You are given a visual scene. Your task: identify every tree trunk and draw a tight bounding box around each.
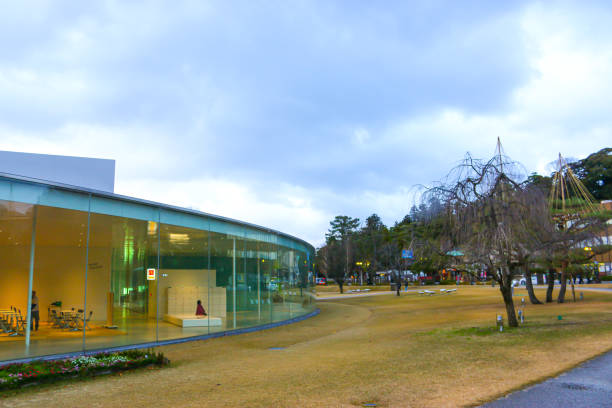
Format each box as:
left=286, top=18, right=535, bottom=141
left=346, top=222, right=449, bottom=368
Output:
left=536, top=272, right=544, bottom=285
left=557, top=267, right=567, bottom=303
left=525, top=268, right=542, bottom=304
left=571, top=279, right=576, bottom=302
left=338, top=281, right=343, bottom=294
left=500, top=276, right=518, bottom=327
left=546, top=269, right=555, bottom=303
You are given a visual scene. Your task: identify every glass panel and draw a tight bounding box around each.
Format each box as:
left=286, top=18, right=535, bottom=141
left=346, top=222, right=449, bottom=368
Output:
left=245, top=232, right=268, bottom=327
left=273, top=244, right=292, bottom=322
left=0, top=199, right=34, bottom=361
left=297, top=248, right=315, bottom=315
left=261, top=238, right=277, bottom=324
left=0, top=177, right=316, bottom=362
left=158, top=222, right=211, bottom=341
left=84, top=210, right=159, bottom=351
left=209, top=229, right=243, bottom=332
left=305, top=247, right=316, bottom=313
left=28, top=205, right=88, bottom=357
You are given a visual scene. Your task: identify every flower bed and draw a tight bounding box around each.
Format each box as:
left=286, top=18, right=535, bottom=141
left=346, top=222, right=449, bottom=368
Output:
left=0, top=349, right=168, bottom=391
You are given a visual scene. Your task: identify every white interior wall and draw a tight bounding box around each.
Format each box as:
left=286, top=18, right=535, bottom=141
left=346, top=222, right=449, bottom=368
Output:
left=0, top=246, right=31, bottom=314
left=0, top=245, right=111, bottom=322
left=33, top=246, right=111, bottom=322
left=156, top=269, right=227, bottom=318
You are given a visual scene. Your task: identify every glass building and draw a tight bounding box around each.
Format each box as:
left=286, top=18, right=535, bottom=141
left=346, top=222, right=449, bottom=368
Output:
left=0, top=174, right=315, bottom=362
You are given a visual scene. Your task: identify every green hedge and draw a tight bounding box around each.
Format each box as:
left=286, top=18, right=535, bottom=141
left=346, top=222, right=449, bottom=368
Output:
left=600, top=275, right=612, bottom=281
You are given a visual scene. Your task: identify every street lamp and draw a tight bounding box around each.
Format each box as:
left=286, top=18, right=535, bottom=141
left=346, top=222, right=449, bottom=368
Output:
left=584, top=246, right=598, bottom=282
left=355, top=261, right=370, bottom=286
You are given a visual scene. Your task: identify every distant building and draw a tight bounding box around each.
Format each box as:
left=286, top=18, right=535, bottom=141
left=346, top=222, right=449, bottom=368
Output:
left=0, top=151, right=314, bottom=363
left=0, top=150, right=115, bottom=192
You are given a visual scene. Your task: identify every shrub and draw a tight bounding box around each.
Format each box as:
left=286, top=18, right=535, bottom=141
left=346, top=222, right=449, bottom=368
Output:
left=0, top=349, right=168, bottom=391
left=600, top=275, right=612, bottom=281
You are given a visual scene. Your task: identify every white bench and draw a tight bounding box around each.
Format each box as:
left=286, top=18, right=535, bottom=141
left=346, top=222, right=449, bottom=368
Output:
left=164, top=314, right=223, bottom=328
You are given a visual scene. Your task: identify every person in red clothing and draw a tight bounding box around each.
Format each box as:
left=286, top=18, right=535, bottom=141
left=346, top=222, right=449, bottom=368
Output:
left=195, top=300, right=207, bottom=316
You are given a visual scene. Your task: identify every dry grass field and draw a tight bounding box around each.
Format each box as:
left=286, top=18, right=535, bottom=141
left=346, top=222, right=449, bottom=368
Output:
left=3, top=286, right=612, bottom=408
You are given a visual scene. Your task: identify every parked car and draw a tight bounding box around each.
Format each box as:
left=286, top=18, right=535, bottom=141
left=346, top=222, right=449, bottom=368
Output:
left=511, top=275, right=544, bottom=287
left=315, top=277, right=326, bottom=285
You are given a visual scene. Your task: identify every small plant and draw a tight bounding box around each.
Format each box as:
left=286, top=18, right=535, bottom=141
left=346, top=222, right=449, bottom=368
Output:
left=0, top=349, right=168, bottom=391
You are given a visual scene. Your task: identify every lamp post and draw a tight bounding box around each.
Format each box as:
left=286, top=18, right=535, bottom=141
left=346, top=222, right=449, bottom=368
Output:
left=355, top=261, right=370, bottom=286
left=584, top=246, right=596, bottom=282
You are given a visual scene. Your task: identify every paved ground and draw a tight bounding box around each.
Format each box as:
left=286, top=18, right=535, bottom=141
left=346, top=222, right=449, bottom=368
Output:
left=316, top=290, right=396, bottom=300
left=580, top=287, right=612, bottom=293
left=317, top=288, right=441, bottom=300
left=483, top=285, right=612, bottom=407
left=482, top=349, right=612, bottom=407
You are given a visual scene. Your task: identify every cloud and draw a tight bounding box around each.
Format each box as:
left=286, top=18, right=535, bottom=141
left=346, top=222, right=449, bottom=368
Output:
left=0, top=1, right=611, bottom=246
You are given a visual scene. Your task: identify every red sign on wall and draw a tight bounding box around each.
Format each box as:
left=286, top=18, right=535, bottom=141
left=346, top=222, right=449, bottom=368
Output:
left=147, top=268, right=156, bottom=281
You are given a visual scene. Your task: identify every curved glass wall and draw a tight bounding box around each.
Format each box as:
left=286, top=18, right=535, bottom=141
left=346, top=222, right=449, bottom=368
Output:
left=0, top=176, right=315, bottom=362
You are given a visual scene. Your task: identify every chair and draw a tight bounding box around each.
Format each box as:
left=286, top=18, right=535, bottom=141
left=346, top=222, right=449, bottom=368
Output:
left=57, top=312, right=70, bottom=329
left=50, top=309, right=62, bottom=328
left=0, top=313, right=12, bottom=334
left=12, top=309, right=26, bottom=336
left=82, top=311, right=93, bottom=331
left=65, top=310, right=83, bottom=331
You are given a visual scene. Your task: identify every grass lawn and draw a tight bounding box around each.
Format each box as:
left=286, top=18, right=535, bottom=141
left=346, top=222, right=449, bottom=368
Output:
left=3, top=286, right=612, bottom=407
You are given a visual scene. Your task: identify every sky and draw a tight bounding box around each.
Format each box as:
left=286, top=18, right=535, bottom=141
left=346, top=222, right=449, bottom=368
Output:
left=1, top=1, right=611, bottom=247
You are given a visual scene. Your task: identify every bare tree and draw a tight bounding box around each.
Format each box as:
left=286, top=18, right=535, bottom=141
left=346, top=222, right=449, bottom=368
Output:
left=425, top=140, right=548, bottom=327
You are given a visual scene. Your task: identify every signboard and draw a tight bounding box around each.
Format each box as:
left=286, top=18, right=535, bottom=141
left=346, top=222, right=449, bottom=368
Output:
left=401, top=249, right=414, bottom=259
left=146, top=268, right=157, bottom=281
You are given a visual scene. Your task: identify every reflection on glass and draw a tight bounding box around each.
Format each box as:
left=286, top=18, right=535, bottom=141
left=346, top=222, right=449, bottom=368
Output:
left=84, top=211, right=159, bottom=351
left=0, top=200, right=34, bottom=361
left=158, top=223, right=212, bottom=341
left=209, top=230, right=241, bottom=332
left=0, top=177, right=315, bottom=363
left=31, top=205, right=88, bottom=357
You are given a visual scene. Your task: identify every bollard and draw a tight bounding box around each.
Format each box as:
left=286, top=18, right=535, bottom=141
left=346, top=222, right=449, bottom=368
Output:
left=521, top=297, right=525, bottom=307
left=518, top=309, right=524, bottom=323
left=580, top=292, right=584, bottom=301
left=496, top=314, right=504, bottom=332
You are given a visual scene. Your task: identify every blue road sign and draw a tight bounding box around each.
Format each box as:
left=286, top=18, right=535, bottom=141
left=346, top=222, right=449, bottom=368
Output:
left=401, top=249, right=414, bottom=259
